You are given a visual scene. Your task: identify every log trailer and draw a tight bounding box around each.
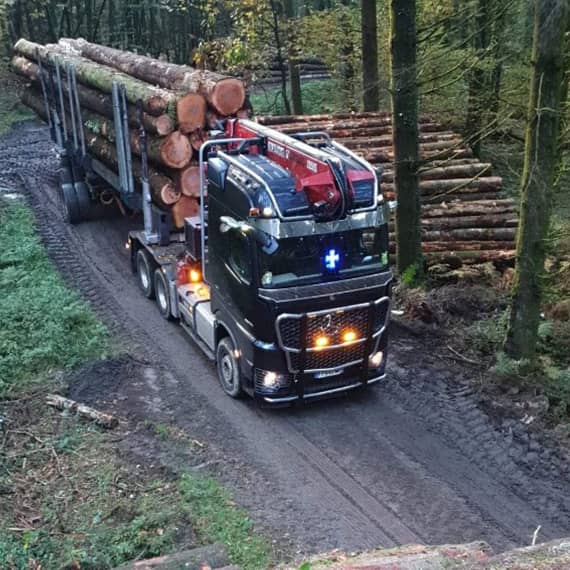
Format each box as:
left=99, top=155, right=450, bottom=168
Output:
left=40, top=60, right=393, bottom=404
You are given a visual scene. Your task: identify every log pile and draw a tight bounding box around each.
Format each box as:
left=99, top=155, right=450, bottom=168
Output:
left=12, top=38, right=248, bottom=227
left=258, top=112, right=518, bottom=269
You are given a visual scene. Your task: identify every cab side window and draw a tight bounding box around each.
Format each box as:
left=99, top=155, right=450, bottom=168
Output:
left=228, top=234, right=251, bottom=284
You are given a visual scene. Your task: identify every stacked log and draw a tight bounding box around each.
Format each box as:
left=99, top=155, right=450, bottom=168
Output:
left=258, top=112, right=517, bottom=268
left=12, top=38, right=248, bottom=228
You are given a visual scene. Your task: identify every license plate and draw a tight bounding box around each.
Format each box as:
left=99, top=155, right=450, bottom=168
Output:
left=314, top=368, right=343, bottom=379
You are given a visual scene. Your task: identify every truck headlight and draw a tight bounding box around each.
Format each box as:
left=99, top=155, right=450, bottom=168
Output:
left=255, top=369, right=290, bottom=392
left=369, top=350, right=384, bottom=369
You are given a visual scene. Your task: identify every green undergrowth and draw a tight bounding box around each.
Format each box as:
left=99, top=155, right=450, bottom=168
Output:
left=0, top=202, right=109, bottom=397
left=250, top=79, right=344, bottom=116
left=0, top=201, right=271, bottom=569
left=180, top=474, right=270, bottom=570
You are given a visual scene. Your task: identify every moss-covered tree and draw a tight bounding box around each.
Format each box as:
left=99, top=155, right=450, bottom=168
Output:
left=361, top=0, right=379, bottom=111
left=390, top=0, right=423, bottom=280
left=504, top=0, right=569, bottom=360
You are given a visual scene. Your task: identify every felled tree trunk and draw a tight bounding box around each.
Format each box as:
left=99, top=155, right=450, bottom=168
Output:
left=174, top=165, right=201, bottom=197
left=171, top=196, right=199, bottom=228
left=58, top=37, right=246, bottom=115
left=6, top=52, right=173, bottom=133
left=20, top=89, right=180, bottom=209
left=14, top=38, right=177, bottom=117
left=176, top=93, right=207, bottom=133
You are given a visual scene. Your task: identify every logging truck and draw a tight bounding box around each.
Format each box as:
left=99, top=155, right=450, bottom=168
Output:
left=32, top=55, right=393, bottom=405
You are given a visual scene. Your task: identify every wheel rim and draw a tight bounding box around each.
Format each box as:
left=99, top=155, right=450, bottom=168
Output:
left=157, top=280, right=168, bottom=311
left=140, top=263, right=150, bottom=290
left=220, top=352, right=235, bottom=389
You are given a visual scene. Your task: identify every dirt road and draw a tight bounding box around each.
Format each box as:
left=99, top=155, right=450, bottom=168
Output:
left=2, top=121, right=570, bottom=556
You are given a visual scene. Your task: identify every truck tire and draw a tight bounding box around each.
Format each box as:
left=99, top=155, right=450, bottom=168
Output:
left=136, top=249, right=155, bottom=299
left=154, top=268, right=174, bottom=320
left=216, top=337, right=244, bottom=398
left=62, top=183, right=81, bottom=225
left=74, top=181, right=93, bottom=221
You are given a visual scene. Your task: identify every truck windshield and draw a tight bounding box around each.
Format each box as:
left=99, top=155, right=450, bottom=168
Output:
left=259, top=229, right=388, bottom=288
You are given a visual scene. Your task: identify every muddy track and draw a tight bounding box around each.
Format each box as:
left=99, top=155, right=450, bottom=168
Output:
left=2, top=121, right=570, bottom=555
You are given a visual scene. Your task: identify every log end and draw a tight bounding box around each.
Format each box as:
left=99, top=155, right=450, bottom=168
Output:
left=171, top=196, right=199, bottom=228
left=210, top=78, right=246, bottom=116
left=178, top=165, right=201, bottom=197
left=160, top=131, right=193, bottom=169
left=177, top=93, right=207, bottom=133
left=154, top=114, right=175, bottom=136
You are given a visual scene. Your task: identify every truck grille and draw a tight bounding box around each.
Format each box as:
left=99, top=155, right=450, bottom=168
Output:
left=276, top=298, right=390, bottom=373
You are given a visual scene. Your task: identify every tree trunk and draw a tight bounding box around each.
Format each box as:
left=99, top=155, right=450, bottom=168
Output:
left=338, top=4, right=357, bottom=110
left=390, top=0, right=423, bottom=279
left=361, top=0, right=380, bottom=111
left=14, top=39, right=178, bottom=117
left=11, top=56, right=174, bottom=136
left=58, top=37, right=246, bottom=115
left=504, top=0, right=568, bottom=360
left=465, top=0, right=491, bottom=157
left=283, top=0, right=303, bottom=115
left=20, top=88, right=180, bottom=209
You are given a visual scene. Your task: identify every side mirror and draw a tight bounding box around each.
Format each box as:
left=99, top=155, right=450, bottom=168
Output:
left=219, top=216, right=279, bottom=255
left=220, top=215, right=249, bottom=234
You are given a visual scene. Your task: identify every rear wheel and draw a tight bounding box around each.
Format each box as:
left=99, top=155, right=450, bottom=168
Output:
left=62, top=183, right=81, bottom=225
left=216, top=337, right=243, bottom=398
left=154, top=268, right=174, bottom=320
left=136, top=249, right=155, bottom=299
left=74, top=181, right=93, bottom=221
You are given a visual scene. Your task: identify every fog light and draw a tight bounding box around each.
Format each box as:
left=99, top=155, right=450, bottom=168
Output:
left=369, top=350, right=384, bottom=369
left=263, top=371, right=278, bottom=387
left=314, top=335, right=330, bottom=349
left=342, top=330, right=357, bottom=343
left=256, top=369, right=290, bottom=393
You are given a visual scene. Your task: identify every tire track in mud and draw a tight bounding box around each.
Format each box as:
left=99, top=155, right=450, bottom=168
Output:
left=3, top=122, right=570, bottom=554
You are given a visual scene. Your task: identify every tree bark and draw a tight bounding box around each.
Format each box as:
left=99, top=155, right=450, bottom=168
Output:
left=361, top=0, right=380, bottom=111
left=283, top=0, right=304, bottom=115
left=46, top=394, right=118, bottom=429
left=58, top=37, right=246, bottom=115
left=19, top=89, right=180, bottom=210
left=390, top=0, right=423, bottom=279
left=465, top=0, right=491, bottom=158
left=14, top=39, right=178, bottom=117
left=11, top=56, right=174, bottom=136
left=504, top=0, right=569, bottom=360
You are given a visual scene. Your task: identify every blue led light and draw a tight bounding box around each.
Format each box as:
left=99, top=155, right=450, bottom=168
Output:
left=324, top=249, right=340, bottom=271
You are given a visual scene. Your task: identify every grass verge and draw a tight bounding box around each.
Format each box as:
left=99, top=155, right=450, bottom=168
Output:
left=0, top=200, right=271, bottom=569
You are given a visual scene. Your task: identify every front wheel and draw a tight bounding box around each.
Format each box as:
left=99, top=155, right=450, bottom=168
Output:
left=216, top=337, right=243, bottom=398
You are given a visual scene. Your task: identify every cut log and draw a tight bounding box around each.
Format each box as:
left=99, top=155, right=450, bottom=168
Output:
left=58, top=37, right=246, bottom=115
left=424, top=250, right=516, bottom=265
left=177, top=93, right=207, bottom=133
left=381, top=163, right=493, bottom=183
left=421, top=227, right=516, bottom=242
left=171, top=196, right=200, bottom=228
left=148, top=131, right=192, bottom=169
left=22, top=88, right=180, bottom=209
left=113, top=543, right=229, bottom=570
left=421, top=200, right=518, bottom=218
left=11, top=56, right=174, bottom=135
left=382, top=177, right=502, bottom=195
left=14, top=39, right=177, bottom=117
left=174, top=165, right=201, bottom=197
left=46, top=394, right=118, bottom=428
left=420, top=214, right=518, bottom=230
